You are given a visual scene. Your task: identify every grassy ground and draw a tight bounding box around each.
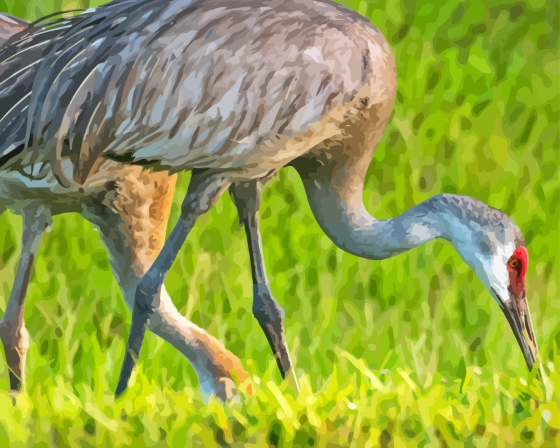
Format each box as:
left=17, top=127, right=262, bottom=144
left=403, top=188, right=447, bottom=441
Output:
left=0, top=0, right=559, bottom=446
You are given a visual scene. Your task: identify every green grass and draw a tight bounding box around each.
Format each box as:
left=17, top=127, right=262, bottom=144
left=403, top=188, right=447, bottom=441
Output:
left=0, top=0, right=559, bottom=446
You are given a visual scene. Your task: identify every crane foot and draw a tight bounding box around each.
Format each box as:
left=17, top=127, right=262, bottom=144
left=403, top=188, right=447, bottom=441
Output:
left=115, top=283, right=153, bottom=397
left=252, top=285, right=298, bottom=391
left=256, top=315, right=299, bottom=393
left=0, top=321, right=28, bottom=393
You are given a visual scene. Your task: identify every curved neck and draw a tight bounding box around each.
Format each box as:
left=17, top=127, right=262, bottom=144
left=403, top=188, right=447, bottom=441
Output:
left=293, top=149, right=455, bottom=261
left=303, top=179, right=452, bottom=260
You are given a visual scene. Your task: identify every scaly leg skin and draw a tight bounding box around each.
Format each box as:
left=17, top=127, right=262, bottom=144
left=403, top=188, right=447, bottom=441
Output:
left=0, top=208, right=48, bottom=396
left=230, top=180, right=299, bottom=392
left=115, top=170, right=234, bottom=398
left=84, top=167, right=249, bottom=401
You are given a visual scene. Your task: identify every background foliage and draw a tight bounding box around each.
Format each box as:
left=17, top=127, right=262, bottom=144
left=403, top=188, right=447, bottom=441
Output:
left=0, top=0, right=558, bottom=446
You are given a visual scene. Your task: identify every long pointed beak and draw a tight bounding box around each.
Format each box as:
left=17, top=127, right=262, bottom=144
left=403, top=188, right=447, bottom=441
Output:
left=501, top=290, right=538, bottom=370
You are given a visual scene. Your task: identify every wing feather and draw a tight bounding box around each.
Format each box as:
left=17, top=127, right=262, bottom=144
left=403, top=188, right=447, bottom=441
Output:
left=0, top=11, right=89, bottom=169
left=19, top=0, right=378, bottom=183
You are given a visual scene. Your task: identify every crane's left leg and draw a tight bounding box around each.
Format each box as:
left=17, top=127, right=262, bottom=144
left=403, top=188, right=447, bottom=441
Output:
left=230, top=180, right=299, bottom=391
left=0, top=208, right=48, bottom=394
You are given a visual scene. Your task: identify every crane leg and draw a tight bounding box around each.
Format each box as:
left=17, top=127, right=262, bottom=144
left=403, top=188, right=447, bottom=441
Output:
left=115, top=170, right=233, bottom=397
left=230, top=180, right=299, bottom=392
left=87, top=170, right=248, bottom=401
left=3, top=200, right=247, bottom=400
left=0, top=208, right=48, bottom=395
left=141, top=285, right=248, bottom=400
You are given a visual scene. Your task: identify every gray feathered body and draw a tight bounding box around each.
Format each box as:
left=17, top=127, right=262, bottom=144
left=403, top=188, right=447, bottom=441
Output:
left=0, top=13, right=91, bottom=211
left=2, top=0, right=394, bottom=185
left=0, top=14, right=79, bottom=168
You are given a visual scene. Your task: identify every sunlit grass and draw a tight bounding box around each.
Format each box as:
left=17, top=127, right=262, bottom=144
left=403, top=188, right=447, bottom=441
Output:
left=1, top=347, right=558, bottom=447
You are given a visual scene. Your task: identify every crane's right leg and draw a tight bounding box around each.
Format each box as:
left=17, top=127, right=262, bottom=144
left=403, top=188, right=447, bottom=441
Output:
left=111, top=170, right=234, bottom=398
left=0, top=208, right=48, bottom=395
left=230, top=181, right=299, bottom=391
left=85, top=167, right=247, bottom=400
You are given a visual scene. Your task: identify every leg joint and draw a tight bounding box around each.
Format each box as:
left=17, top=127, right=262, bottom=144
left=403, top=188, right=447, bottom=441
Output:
left=252, top=284, right=284, bottom=324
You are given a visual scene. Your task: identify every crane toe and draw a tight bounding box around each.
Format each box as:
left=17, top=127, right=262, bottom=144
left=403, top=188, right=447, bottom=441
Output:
left=252, top=285, right=297, bottom=389
left=0, top=320, right=29, bottom=393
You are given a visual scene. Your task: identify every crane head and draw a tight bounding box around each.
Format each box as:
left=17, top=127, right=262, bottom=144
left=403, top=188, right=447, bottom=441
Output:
left=452, top=211, right=538, bottom=371
left=497, top=245, right=538, bottom=371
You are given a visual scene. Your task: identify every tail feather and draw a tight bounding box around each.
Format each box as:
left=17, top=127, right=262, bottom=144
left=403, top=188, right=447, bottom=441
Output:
left=0, top=11, right=85, bottom=170
left=0, top=13, right=27, bottom=47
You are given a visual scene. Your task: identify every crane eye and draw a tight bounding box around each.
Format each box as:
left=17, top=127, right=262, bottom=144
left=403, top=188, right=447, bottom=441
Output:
left=508, top=259, right=519, bottom=269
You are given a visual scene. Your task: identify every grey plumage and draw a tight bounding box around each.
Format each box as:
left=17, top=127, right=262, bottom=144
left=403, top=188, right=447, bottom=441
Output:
left=0, top=13, right=26, bottom=45
left=435, top=194, right=526, bottom=249
left=20, top=0, right=381, bottom=185
left=0, top=12, right=88, bottom=170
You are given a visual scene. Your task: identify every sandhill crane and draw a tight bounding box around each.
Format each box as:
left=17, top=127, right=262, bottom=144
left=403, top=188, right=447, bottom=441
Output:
left=0, top=12, right=248, bottom=400
left=8, top=0, right=538, bottom=396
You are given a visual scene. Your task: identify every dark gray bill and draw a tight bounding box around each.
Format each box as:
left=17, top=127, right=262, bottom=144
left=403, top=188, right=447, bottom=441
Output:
left=502, top=290, right=538, bottom=370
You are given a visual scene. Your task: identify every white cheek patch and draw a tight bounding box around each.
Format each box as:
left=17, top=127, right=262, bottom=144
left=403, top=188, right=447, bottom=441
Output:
left=481, top=242, right=516, bottom=302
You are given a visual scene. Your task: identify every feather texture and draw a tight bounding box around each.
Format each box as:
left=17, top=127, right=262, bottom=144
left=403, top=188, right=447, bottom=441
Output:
left=0, top=11, right=90, bottom=172
left=22, top=0, right=383, bottom=185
